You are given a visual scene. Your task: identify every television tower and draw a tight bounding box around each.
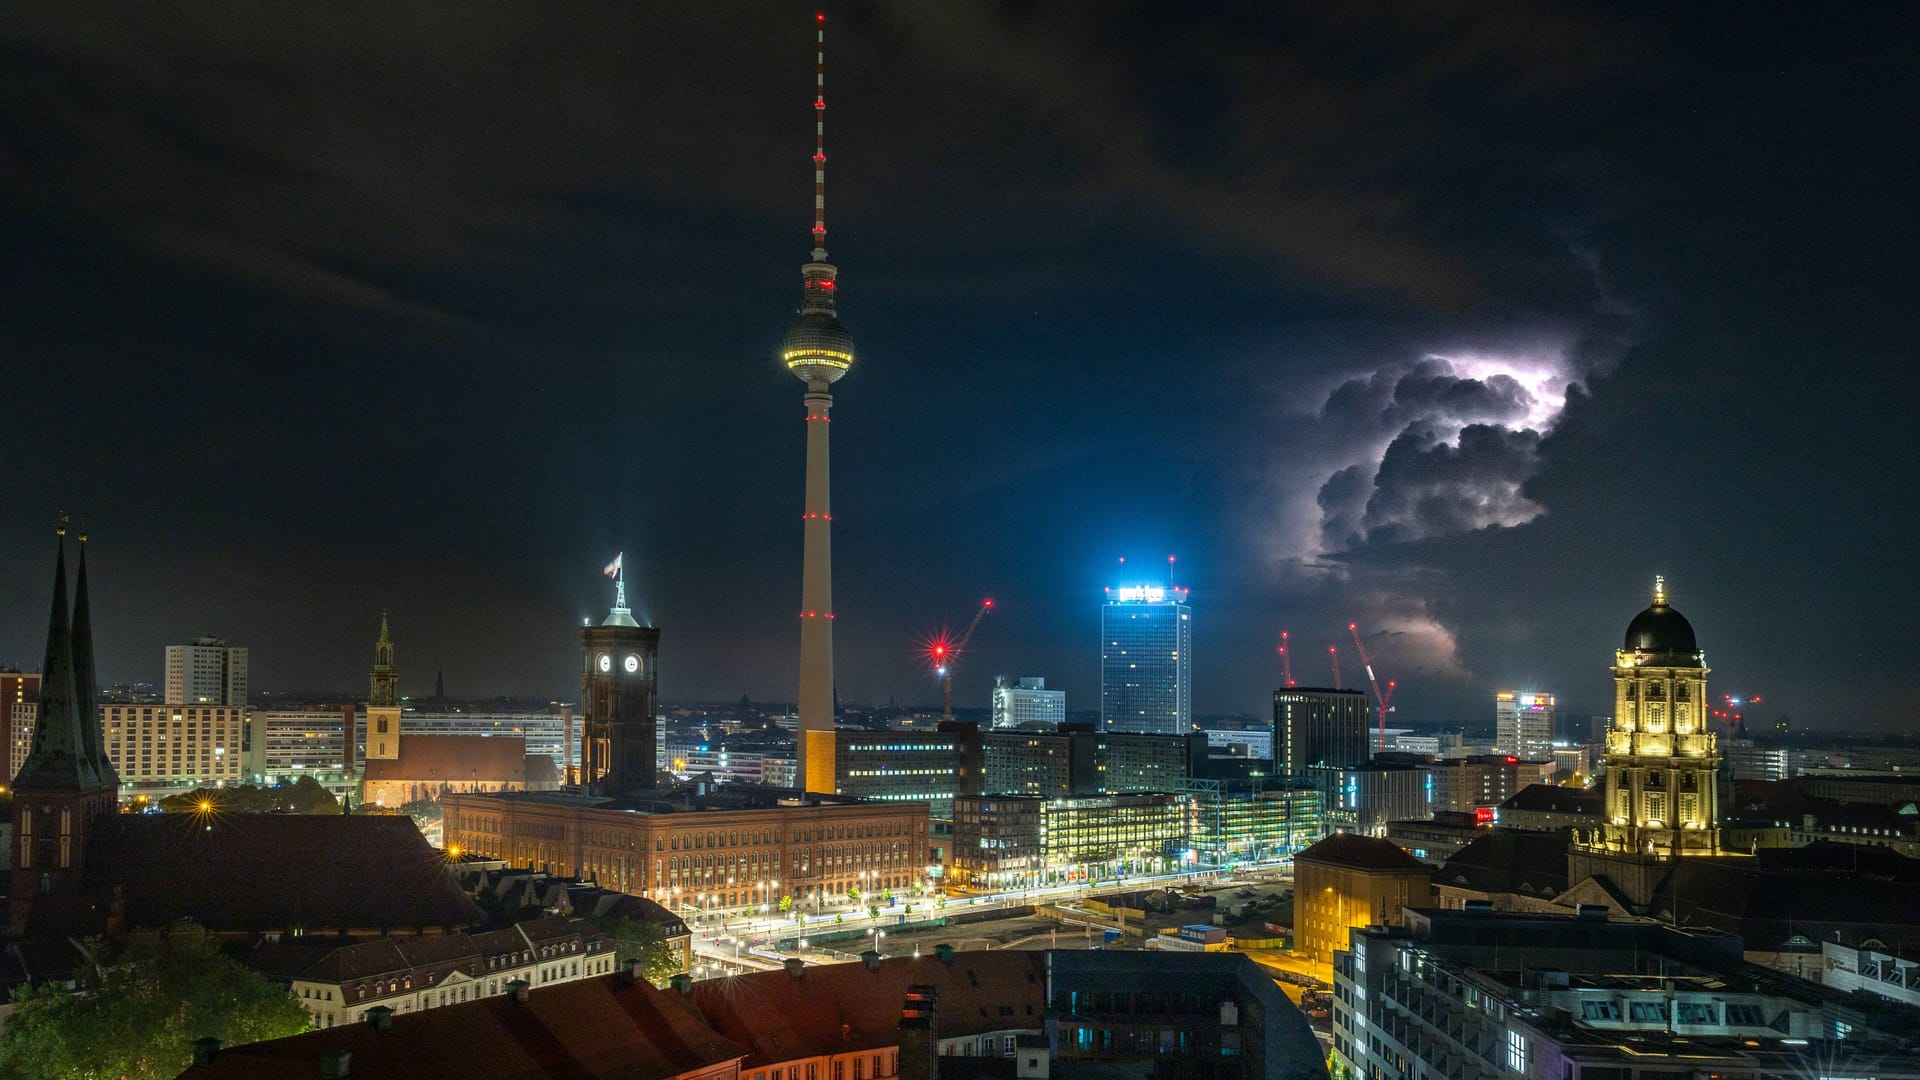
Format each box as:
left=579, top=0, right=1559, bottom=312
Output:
left=785, top=12, right=857, bottom=795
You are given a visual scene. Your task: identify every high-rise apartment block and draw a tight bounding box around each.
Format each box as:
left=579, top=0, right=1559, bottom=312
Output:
left=1100, top=584, right=1192, bottom=733
left=989, top=676, right=1064, bottom=729
left=1274, top=687, right=1370, bottom=777
left=104, top=703, right=244, bottom=791
left=3, top=670, right=41, bottom=780
left=164, top=636, right=247, bottom=706
left=1495, top=689, right=1555, bottom=759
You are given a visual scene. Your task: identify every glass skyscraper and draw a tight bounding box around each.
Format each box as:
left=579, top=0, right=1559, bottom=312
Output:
left=1100, top=585, right=1192, bottom=733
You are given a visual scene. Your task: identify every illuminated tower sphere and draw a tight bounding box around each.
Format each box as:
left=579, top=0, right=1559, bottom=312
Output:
left=788, top=12, right=852, bottom=795
left=1587, top=576, right=1724, bottom=858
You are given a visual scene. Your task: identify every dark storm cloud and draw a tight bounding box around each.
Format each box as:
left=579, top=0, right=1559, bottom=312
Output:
left=1362, top=423, right=1542, bottom=544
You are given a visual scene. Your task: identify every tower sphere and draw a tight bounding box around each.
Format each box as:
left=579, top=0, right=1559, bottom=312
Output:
left=783, top=264, right=855, bottom=385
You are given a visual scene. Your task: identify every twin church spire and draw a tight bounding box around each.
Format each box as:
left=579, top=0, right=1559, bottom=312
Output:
left=15, top=518, right=116, bottom=794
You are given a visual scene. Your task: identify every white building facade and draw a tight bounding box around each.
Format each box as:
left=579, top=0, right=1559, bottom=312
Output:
left=164, top=637, right=248, bottom=706
left=991, top=677, right=1066, bottom=730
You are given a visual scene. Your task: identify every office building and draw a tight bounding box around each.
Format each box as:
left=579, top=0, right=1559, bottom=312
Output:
left=982, top=727, right=1100, bottom=797
left=831, top=725, right=982, bottom=818
left=1318, top=759, right=1430, bottom=836
left=362, top=709, right=577, bottom=771
left=1273, top=687, right=1368, bottom=779
left=989, top=676, right=1064, bottom=729
left=1425, top=753, right=1554, bottom=815
left=1293, top=832, right=1430, bottom=963
left=1098, top=730, right=1205, bottom=792
left=1099, top=583, right=1191, bottom=734
left=1176, top=775, right=1320, bottom=867
left=1494, top=690, right=1555, bottom=759
left=1333, top=907, right=1920, bottom=1080
left=164, top=636, right=248, bottom=706
left=3, top=670, right=41, bottom=780
left=949, top=792, right=1187, bottom=891
left=1385, top=811, right=1486, bottom=865
left=1203, top=726, right=1273, bottom=761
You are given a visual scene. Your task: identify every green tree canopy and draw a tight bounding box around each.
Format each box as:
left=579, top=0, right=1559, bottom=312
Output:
left=586, top=916, right=684, bottom=985
left=0, top=921, right=310, bottom=1080
left=155, top=779, right=338, bottom=816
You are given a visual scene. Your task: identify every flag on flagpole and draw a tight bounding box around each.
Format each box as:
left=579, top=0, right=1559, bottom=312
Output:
left=603, top=553, right=623, bottom=579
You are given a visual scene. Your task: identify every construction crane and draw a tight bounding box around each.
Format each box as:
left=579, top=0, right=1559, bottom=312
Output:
left=928, top=598, right=993, bottom=723
left=1277, top=630, right=1295, bottom=688
left=1348, top=623, right=1397, bottom=753
left=1328, top=646, right=1342, bottom=690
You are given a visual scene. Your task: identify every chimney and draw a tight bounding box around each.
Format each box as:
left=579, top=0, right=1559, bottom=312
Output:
left=784, top=957, right=805, bottom=979
left=508, top=979, right=531, bottom=1002
left=628, top=957, right=646, bottom=982
left=191, top=1037, right=222, bottom=1066
left=862, top=949, right=882, bottom=971
left=670, top=973, right=693, bottom=995
left=934, top=943, right=955, bottom=964
left=318, top=1049, right=352, bottom=1078
left=366, top=1005, right=393, bottom=1032
left=899, top=985, right=938, bottom=1080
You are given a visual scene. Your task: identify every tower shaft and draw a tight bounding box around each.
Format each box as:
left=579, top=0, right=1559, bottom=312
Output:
left=798, top=386, right=835, bottom=793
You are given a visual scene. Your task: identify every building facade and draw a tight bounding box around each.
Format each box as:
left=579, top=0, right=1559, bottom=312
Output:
left=989, top=676, right=1065, bottom=730
left=248, top=707, right=357, bottom=789
left=832, top=726, right=981, bottom=818
left=1333, top=908, right=1916, bottom=1080
left=580, top=574, right=661, bottom=796
left=1425, top=753, right=1554, bottom=815
left=1176, top=776, right=1320, bottom=867
left=982, top=727, right=1100, bottom=797
left=288, top=916, right=617, bottom=1029
left=1099, top=585, right=1191, bottom=734
left=3, top=670, right=41, bottom=781
left=1294, top=832, right=1431, bottom=964
left=103, top=702, right=245, bottom=792
left=164, top=636, right=248, bottom=706
left=1098, top=731, right=1205, bottom=793
left=443, top=787, right=932, bottom=913
left=1318, top=760, right=1431, bottom=836
left=949, top=793, right=1187, bottom=890
left=1274, top=687, right=1369, bottom=779
left=1494, top=690, right=1555, bottom=760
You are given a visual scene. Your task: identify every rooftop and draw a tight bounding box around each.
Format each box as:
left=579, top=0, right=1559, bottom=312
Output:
left=1297, top=831, right=1430, bottom=872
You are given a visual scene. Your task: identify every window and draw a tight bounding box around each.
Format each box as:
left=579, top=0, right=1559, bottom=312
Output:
left=1505, top=1030, right=1529, bottom=1072
left=1628, top=1002, right=1664, bottom=1023
left=1725, top=1003, right=1767, bottom=1026
left=1580, top=1000, right=1621, bottom=1021
left=1674, top=1002, right=1716, bottom=1025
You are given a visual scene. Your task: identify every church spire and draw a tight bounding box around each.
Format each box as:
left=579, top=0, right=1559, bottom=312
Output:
left=70, top=528, right=116, bottom=788
left=370, top=611, right=399, bottom=708
left=15, top=517, right=101, bottom=791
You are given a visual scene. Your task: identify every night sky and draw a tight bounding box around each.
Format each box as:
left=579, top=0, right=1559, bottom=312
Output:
left=4, top=5, right=1915, bottom=729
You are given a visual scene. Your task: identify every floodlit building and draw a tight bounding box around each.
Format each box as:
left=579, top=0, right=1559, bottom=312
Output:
left=1294, top=832, right=1431, bottom=963
left=1099, top=583, right=1191, bottom=734
left=3, top=670, right=41, bottom=781
left=1494, top=689, right=1555, bottom=760
left=989, top=676, right=1064, bottom=730
left=164, top=636, right=248, bottom=706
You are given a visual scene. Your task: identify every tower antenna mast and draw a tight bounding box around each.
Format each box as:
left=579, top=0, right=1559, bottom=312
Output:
left=1278, top=630, right=1294, bottom=688
left=811, top=11, right=828, bottom=261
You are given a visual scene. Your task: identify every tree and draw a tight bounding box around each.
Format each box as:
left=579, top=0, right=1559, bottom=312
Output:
left=880, top=888, right=893, bottom=905
left=0, top=921, right=309, bottom=1080
left=847, top=886, right=861, bottom=904
left=287, top=775, right=341, bottom=815
left=778, top=895, right=794, bottom=914
left=590, top=917, right=684, bottom=985
left=866, top=903, right=880, bottom=919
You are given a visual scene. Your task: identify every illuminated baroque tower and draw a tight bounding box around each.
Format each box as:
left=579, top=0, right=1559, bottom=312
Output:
left=1568, top=577, right=1729, bottom=906
left=783, top=12, right=856, bottom=795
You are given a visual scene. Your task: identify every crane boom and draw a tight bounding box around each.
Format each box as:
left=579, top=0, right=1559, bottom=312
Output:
left=1348, top=623, right=1397, bottom=753
left=936, top=598, right=994, bottom=722
left=1329, top=646, right=1342, bottom=691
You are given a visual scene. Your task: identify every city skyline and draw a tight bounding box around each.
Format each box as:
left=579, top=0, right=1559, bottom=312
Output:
left=3, top=7, right=1913, bottom=729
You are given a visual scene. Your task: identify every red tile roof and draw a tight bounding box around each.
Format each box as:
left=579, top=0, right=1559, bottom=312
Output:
left=686, top=952, right=1048, bottom=1067
left=185, top=973, right=749, bottom=1080
left=362, top=735, right=534, bottom=783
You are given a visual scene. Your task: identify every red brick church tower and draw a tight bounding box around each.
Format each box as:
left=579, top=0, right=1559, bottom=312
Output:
left=9, top=521, right=121, bottom=937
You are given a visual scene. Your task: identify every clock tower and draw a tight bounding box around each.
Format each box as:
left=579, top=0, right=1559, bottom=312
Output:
left=581, top=557, right=659, bottom=796
left=365, top=612, right=401, bottom=761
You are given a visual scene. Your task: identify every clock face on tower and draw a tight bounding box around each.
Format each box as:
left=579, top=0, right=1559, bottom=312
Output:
left=597, top=653, right=611, bottom=673
left=623, top=654, right=641, bottom=674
